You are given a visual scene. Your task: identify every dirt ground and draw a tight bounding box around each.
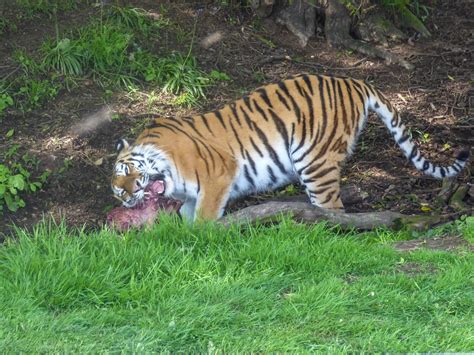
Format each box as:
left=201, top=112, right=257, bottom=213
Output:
left=0, top=1, right=473, bottom=238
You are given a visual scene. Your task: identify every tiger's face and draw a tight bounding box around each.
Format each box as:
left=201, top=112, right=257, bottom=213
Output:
left=111, top=161, right=150, bottom=207
left=111, top=139, right=173, bottom=208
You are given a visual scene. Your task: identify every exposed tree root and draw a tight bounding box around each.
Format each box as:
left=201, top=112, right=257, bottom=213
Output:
left=324, top=0, right=414, bottom=70
left=259, top=0, right=415, bottom=70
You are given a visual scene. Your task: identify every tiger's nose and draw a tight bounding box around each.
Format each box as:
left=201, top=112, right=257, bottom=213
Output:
left=133, top=181, right=143, bottom=193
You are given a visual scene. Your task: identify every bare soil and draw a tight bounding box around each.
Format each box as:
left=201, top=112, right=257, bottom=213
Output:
left=0, top=1, right=473, bottom=241
left=394, top=235, right=473, bottom=252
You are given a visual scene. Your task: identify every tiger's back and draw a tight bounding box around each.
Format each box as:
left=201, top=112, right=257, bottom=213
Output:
left=112, top=74, right=469, bottom=220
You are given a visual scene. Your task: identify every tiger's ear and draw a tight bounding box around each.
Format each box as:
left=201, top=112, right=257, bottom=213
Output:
left=116, top=138, right=129, bottom=153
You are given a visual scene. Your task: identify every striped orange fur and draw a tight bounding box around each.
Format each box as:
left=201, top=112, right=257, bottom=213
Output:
left=111, top=74, right=469, bottom=221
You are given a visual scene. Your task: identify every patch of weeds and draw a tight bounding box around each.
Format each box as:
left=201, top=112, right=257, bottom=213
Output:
left=16, top=78, right=60, bottom=111
left=454, top=216, right=474, bottom=243
left=0, top=17, right=17, bottom=34
left=0, top=92, right=14, bottom=118
left=14, top=0, right=79, bottom=18
left=209, top=70, right=231, bottom=82
left=5, top=51, right=62, bottom=112
left=0, top=132, right=49, bottom=213
left=5, top=4, right=223, bottom=113
left=254, top=34, right=276, bottom=48
left=41, top=38, right=84, bottom=76
left=108, top=5, right=169, bottom=37
left=253, top=70, right=266, bottom=83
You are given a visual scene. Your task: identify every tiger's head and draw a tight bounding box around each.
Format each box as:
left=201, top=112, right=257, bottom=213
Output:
left=111, top=138, right=174, bottom=208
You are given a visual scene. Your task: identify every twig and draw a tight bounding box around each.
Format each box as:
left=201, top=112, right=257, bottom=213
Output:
left=256, top=55, right=369, bottom=71
left=1, top=66, right=20, bottom=81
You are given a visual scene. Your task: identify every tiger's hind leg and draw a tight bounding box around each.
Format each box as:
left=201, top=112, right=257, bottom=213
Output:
left=294, top=158, right=345, bottom=211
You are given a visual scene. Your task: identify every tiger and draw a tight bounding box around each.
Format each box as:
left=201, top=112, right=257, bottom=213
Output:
left=111, top=74, right=470, bottom=221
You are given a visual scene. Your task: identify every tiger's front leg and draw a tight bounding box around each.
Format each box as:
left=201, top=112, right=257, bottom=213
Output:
left=194, top=182, right=233, bottom=220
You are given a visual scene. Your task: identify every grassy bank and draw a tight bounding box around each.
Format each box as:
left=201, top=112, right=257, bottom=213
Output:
left=0, top=217, right=473, bottom=352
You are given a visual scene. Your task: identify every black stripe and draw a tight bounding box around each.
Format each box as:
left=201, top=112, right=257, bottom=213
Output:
left=398, top=135, right=410, bottom=145
left=279, top=81, right=302, bottom=123
left=214, top=110, right=227, bottom=129
left=243, top=95, right=254, bottom=113
left=195, top=170, right=201, bottom=193
left=165, top=117, right=184, bottom=126
left=301, top=74, right=314, bottom=95
left=308, top=185, right=332, bottom=196
left=230, top=103, right=242, bottom=127
left=269, top=109, right=289, bottom=148
left=294, top=79, right=305, bottom=97
left=244, top=165, right=255, bottom=187
left=276, top=90, right=290, bottom=110
left=250, top=137, right=264, bottom=157
left=147, top=122, right=178, bottom=134
left=182, top=117, right=205, bottom=138
left=245, top=150, right=257, bottom=175
left=318, top=76, right=330, bottom=142
left=422, top=161, right=430, bottom=171
left=325, top=78, right=333, bottom=111
left=409, top=146, right=418, bottom=160
left=199, top=114, right=215, bottom=136
left=317, top=178, right=338, bottom=187
left=300, top=158, right=326, bottom=176
left=291, top=114, right=307, bottom=155
left=228, top=118, right=245, bottom=157
left=336, top=80, right=348, bottom=133
left=142, top=133, right=161, bottom=139
left=307, top=164, right=337, bottom=181
left=257, top=88, right=273, bottom=108
left=321, top=190, right=336, bottom=204
left=296, top=80, right=315, bottom=138
left=344, top=79, right=356, bottom=130
left=290, top=123, right=296, bottom=147
left=240, top=105, right=255, bottom=130
left=267, top=166, right=277, bottom=182
left=253, top=99, right=270, bottom=122
left=254, top=124, right=287, bottom=174
left=440, top=167, right=446, bottom=177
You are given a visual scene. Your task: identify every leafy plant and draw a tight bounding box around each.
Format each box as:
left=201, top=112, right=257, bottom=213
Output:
left=0, top=93, right=14, bottom=117
left=16, top=78, right=60, bottom=111
left=14, top=0, right=78, bottom=17
left=377, top=0, right=431, bottom=36
left=209, top=70, right=231, bottom=82
left=0, top=137, right=49, bottom=213
left=158, top=53, right=210, bottom=103
left=108, top=6, right=169, bottom=37
left=41, top=38, right=83, bottom=76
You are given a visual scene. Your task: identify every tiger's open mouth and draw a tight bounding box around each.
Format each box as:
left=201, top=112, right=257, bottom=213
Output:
left=147, top=179, right=165, bottom=196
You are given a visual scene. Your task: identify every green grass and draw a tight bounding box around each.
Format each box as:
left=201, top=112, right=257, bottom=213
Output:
left=2, top=4, right=224, bottom=113
left=0, top=216, right=473, bottom=352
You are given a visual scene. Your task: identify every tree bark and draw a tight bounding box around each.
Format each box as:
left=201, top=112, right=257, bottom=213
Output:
left=324, top=0, right=414, bottom=69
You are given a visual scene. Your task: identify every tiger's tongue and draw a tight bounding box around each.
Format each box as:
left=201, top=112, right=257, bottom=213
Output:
left=146, top=180, right=165, bottom=195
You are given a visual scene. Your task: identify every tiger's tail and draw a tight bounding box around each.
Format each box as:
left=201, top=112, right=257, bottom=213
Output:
left=366, top=87, right=469, bottom=179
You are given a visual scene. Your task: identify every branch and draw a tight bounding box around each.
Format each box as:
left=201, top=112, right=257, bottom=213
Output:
left=220, top=201, right=464, bottom=231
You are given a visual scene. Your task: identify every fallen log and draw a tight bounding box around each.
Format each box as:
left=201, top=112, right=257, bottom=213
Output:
left=219, top=201, right=464, bottom=231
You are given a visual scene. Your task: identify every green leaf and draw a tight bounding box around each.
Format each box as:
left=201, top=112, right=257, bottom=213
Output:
left=9, top=174, right=26, bottom=190
left=4, top=193, right=18, bottom=212
left=6, top=128, right=14, bottom=138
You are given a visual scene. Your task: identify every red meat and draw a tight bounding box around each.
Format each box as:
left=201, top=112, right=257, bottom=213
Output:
left=107, top=181, right=182, bottom=230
